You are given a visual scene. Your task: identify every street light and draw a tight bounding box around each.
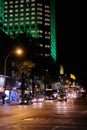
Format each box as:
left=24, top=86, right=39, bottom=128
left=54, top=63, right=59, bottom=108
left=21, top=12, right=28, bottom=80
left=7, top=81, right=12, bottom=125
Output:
left=4, top=48, right=23, bottom=83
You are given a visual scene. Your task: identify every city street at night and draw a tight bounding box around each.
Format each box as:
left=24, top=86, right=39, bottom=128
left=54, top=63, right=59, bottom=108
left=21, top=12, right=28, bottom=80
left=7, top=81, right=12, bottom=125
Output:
left=0, top=1, right=87, bottom=130
left=0, top=98, right=87, bottom=130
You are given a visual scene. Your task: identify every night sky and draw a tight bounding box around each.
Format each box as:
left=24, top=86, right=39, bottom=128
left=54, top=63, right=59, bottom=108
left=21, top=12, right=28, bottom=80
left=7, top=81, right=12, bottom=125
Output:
left=55, top=0, right=87, bottom=84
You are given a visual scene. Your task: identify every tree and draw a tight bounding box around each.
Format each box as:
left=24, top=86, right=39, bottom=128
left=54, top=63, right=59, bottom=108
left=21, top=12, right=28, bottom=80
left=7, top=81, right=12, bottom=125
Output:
left=16, top=60, right=35, bottom=76
left=16, top=60, right=35, bottom=98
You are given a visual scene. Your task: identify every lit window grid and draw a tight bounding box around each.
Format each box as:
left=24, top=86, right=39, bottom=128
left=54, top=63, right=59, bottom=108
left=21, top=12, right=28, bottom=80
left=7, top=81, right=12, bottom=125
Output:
left=3, top=0, right=56, bottom=61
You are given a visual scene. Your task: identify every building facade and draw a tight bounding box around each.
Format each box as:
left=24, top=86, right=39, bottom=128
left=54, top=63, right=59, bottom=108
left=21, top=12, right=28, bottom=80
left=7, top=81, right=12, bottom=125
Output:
left=1, top=0, right=57, bottom=61
left=0, top=0, right=4, bottom=30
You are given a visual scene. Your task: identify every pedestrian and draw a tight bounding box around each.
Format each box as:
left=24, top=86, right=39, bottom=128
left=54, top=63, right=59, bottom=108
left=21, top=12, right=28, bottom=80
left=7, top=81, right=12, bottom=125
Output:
left=2, top=93, right=6, bottom=104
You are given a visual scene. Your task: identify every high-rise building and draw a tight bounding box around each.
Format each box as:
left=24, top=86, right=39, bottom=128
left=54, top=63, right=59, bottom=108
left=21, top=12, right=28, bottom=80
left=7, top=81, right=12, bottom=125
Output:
left=1, top=0, right=57, bottom=61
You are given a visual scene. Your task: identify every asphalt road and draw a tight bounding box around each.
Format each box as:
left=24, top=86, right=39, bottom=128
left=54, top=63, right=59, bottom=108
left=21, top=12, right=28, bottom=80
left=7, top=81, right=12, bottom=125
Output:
left=0, top=98, right=87, bottom=130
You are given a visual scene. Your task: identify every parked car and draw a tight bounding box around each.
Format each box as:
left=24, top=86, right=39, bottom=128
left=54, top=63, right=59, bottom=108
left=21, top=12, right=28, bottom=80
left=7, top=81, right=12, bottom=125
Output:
left=58, top=93, right=67, bottom=101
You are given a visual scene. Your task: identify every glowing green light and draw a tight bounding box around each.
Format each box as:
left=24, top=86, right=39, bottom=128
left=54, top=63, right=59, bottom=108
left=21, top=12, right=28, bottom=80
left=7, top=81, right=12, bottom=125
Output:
left=50, top=0, right=56, bottom=61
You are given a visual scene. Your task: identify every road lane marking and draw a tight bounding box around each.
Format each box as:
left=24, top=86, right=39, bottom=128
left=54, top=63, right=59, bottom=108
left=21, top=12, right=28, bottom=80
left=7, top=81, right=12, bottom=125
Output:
left=24, top=118, right=34, bottom=120
left=51, top=126, right=60, bottom=130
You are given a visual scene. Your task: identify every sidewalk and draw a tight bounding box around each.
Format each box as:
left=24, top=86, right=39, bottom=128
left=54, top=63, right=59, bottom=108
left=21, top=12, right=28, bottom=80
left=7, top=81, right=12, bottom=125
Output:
left=0, top=100, right=19, bottom=105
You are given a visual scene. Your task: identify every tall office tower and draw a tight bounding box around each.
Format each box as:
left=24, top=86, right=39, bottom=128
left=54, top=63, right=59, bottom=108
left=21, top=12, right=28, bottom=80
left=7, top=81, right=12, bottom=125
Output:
left=0, top=0, right=4, bottom=30
left=3, top=0, right=56, bottom=61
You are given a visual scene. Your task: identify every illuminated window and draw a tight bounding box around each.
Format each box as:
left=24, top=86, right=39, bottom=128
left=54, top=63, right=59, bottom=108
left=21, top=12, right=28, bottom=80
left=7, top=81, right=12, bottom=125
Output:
left=37, top=12, right=42, bottom=15
left=39, top=34, right=43, bottom=37
left=10, top=14, right=13, bottom=17
left=26, top=13, right=29, bottom=16
left=31, top=21, right=35, bottom=24
left=20, top=4, right=23, bottom=7
left=37, top=21, right=42, bottom=24
left=45, top=23, right=50, bottom=26
left=48, top=32, right=50, bottom=35
left=10, top=5, right=13, bottom=8
left=15, top=31, right=18, bottom=34
left=45, top=5, right=50, bottom=9
left=37, top=8, right=42, bottom=11
left=20, top=0, right=24, bottom=3
left=9, top=19, right=13, bottom=21
left=15, top=22, right=18, bottom=25
left=39, top=30, right=43, bottom=33
left=5, top=19, right=7, bottom=22
left=45, top=54, right=50, bottom=57
left=31, top=30, right=35, bottom=33
left=9, top=10, right=13, bottom=13
left=31, top=8, right=35, bottom=11
left=5, top=2, right=7, bottom=4
left=10, top=1, right=13, bottom=4
left=9, top=23, right=13, bottom=26
left=15, top=9, right=18, bottom=12
left=45, top=36, right=50, bottom=39
left=31, top=16, right=35, bottom=19
left=5, top=14, right=7, bottom=17
left=4, top=23, right=7, bottom=26
left=45, top=10, right=50, bottom=13
left=31, top=3, right=35, bottom=6
left=4, top=10, right=7, bottom=13
left=45, top=45, right=50, bottom=48
left=37, top=16, right=42, bottom=20
left=26, top=21, right=29, bottom=24
left=40, top=44, right=43, bottom=47
left=26, top=8, right=29, bottom=11
left=26, top=17, right=29, bottom=20
left=15, top=14, right=18, bottom=16
left=20, top=18, right=24, bottom=20
left=26, top=0, right=30, bottom=2
left=20, top=22, right=24, bottom=24
left=15, top=5, right=18, bottom=8
left=5, top=6, right=8, bottom=9
left=45, top=14, right=50, bottom=17
left=10, top=32, right=13, bottom=35
left=15, top=1, right=18, bottom=3
left=45, top=18, right=50, bottom=22
left=20, top=13, right=24, bottom=16
left=31, top=12, right=35, bottom=15
left=37, top=3, right=42, bottom=6
left=31, top=0, right=35, bottom=2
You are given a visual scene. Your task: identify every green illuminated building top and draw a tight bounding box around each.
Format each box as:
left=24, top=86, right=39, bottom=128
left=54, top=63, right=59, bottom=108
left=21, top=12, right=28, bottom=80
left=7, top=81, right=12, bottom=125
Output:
left=2, top=0, right=57, bottom=61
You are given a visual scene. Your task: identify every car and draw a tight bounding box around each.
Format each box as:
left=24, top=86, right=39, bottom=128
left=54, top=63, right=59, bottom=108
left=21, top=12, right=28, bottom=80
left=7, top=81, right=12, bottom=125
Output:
left=19, top=94, right=33, bottom=105
left=58, top=93, right=67, bottom=101
left=32, top=94, right=45, bottom=103
left=45, top=89, right=58, bottom=100
left=19, top=98, right=33, bottom=105
left=45, top=94, right=54, bottom=100
left=19, top=98, right=28, bottom=105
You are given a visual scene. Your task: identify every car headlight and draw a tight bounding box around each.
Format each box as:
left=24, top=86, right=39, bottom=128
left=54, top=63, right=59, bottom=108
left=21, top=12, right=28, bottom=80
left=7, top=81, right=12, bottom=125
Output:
left=64, top=96, right=66, bottom=99
left=33, top=98, right=36, bottom=102
left=19, top=100, right=21, bottom=103
left=24, top=100, right=27, bottom=103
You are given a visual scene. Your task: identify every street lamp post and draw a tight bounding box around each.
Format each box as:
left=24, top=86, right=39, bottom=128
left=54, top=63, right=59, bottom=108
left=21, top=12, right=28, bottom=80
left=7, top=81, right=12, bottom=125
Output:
left=4, top=48, right=23, bottom=87
left=4, top=51, right=14, bottom=77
